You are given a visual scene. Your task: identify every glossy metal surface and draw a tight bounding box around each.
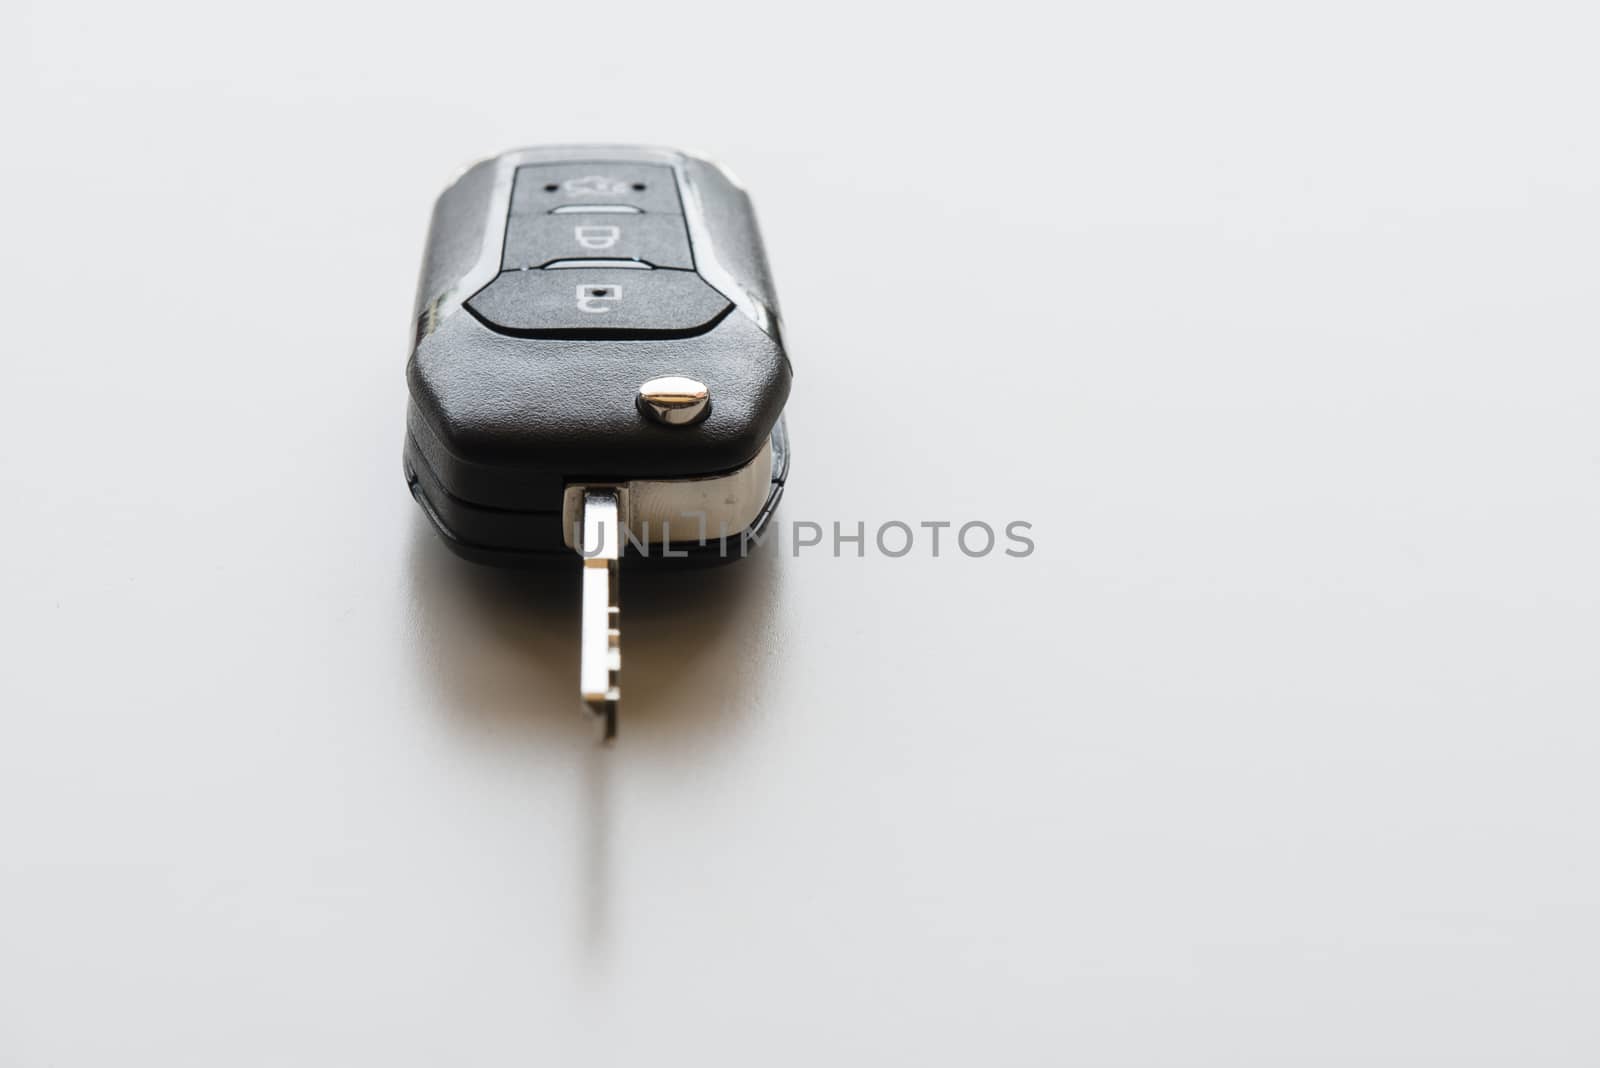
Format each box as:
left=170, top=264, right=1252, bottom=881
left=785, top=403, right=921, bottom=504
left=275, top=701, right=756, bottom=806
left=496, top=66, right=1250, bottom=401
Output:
left=578, top=489, right=622, bottom=741
left=559, top=438, right=774, bottom=551
left=636, top=375, right=711, bottom=426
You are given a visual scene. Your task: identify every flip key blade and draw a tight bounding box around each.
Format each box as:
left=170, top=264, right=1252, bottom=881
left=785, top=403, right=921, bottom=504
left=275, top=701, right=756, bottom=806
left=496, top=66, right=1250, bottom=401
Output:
left=578, top=489, right=621, bottom=741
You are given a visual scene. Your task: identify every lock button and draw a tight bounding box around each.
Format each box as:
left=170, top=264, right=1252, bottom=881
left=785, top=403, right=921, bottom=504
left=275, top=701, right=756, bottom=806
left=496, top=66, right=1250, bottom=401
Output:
left=510, top=163, right=683, bottom=215
left=466, top=268, right=731, bottom=339
left=502, top=212, right=695, bottom=269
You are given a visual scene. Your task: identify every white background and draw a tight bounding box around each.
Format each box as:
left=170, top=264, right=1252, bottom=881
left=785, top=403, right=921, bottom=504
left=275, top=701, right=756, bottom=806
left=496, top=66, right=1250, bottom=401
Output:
left=4, top=2, right=1599, bottom=1064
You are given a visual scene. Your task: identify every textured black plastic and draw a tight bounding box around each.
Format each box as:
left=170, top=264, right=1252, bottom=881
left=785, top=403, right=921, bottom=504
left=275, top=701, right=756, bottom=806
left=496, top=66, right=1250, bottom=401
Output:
left=409, top=307, right=787, bottom=507
left=412, top=158, right=497, bottom=327
left=681, top=157, right=782, bottom=322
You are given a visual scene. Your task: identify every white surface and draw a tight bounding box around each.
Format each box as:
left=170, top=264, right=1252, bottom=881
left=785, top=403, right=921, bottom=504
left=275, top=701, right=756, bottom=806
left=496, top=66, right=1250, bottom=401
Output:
left=4, top=2, right=1599, bottom=1064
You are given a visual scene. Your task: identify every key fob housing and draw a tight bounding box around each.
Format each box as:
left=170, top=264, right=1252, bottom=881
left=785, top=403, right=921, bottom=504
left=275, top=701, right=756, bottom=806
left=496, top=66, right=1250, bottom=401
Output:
left=404, top=146, right=792, bottom=564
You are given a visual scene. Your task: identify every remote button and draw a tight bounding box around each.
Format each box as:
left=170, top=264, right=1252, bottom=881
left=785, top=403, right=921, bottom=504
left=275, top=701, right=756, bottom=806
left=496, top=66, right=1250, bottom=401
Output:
left=502, top=212, right=694, bottom=269
left=466, top=268, right=730, bottom=339
left=510, top=163, right=682, bottom=216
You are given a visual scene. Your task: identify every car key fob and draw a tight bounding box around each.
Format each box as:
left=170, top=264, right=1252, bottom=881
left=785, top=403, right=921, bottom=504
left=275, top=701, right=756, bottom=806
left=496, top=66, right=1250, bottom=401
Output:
left=403, top=145, right=793, bottom=739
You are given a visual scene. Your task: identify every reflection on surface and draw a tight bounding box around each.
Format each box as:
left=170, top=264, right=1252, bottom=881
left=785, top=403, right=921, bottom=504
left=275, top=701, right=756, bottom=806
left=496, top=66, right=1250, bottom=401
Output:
left=403, top=519, right=782, bottom=743
left=401, top=518, right=785, bottom=953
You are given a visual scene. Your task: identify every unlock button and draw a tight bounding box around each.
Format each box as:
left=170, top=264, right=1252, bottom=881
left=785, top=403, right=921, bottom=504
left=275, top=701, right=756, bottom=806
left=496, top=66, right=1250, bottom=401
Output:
left=502, top=212, right=695, bottom=269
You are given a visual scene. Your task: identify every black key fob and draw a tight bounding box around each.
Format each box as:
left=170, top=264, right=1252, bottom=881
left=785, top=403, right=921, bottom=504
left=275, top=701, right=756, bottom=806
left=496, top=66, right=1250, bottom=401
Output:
left=403, top=145, right=794, bottom=737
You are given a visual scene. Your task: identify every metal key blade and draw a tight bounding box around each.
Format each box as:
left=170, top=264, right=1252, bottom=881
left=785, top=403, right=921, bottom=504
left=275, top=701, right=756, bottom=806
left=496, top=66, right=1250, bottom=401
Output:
left=578, top=488, right=622, bottom=741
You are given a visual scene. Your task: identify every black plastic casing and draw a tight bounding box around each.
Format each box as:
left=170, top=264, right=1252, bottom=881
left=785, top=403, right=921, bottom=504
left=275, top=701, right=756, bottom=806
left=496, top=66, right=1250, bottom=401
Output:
left=403, top=146, right=792, bottom=564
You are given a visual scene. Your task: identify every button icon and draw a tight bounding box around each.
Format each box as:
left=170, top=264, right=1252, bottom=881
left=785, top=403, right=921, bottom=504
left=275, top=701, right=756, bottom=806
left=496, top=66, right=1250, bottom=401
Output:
left=563, top=175, right=633, bottom=197
left=574, top=224, right=622, bottom=250
left=576, top=284, right=622, bottom=313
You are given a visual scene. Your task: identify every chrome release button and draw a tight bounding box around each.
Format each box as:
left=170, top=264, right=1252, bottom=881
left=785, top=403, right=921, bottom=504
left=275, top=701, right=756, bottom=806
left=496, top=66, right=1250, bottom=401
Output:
left=637, top=376, right=711, bottom=426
